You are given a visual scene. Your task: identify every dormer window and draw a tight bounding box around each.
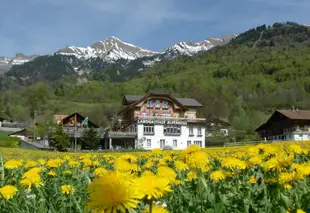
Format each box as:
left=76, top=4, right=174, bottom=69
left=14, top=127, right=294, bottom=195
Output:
left=156, top=100, right=160, bottom=108
left=163, top=101, right=169, bottom=109
left=147, top=100, right=153, bottom=108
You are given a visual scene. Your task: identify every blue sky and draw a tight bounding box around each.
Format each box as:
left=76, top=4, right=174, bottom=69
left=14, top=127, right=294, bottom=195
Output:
left=0, top=0, right=309, bottom=57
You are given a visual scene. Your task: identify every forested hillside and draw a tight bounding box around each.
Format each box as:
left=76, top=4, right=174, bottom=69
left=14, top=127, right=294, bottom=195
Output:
left=1, top=22, right=310, bottom=141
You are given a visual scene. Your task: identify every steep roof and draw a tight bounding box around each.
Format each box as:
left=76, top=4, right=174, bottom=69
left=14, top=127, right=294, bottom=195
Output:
left=255, top=109, right=310, bottom=132
left=276, top=109, right=310, bottom=120
left=53, top=114, right=68, bottom=123
left=176, top=98, right=202, bottom=107
left=62, top=112, right=99, bottom=128
left=123, top=95, right=202, bottom=107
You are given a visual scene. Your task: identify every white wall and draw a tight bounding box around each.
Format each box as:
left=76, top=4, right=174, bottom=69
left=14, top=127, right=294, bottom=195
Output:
left=137, top=124, right=205, bottom=150
left=293, top=133, right=310, bottom=141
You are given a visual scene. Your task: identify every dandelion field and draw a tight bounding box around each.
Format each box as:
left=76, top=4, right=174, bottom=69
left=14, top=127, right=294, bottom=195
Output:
left=1, top=142, right=310, bottom=213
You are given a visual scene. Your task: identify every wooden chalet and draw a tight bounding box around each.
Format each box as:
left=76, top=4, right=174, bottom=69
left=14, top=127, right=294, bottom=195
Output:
left=61, top=112, right=98, bottom=128
left=256, top=109, right=310, bottom=141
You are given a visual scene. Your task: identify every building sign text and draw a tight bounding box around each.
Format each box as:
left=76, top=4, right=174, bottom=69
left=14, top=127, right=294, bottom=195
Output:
left=137, top=119, right=187, bottom=125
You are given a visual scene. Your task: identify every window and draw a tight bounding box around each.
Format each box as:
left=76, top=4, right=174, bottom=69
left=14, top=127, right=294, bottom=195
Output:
left=194, top=141, right=202, bottom=147
left=146, top=139, right=152, bottom=147
left=299, top=134, right=303, bottom=138
left=163, top=101, right=169, bottom=109
left=187, top=140, right=191, bottom=147
left=173, top=140, right=177, bottom=147
left=160, top=139, right=165, bottom=149
left=197, top=127, right=202, bottom=136
left=144, top=125, right=154, bottom=135
left=164, top=126, right=181, bottom=135
left=156, top=100, right=160, bottom=108
left=189, top=127, right=194, bottom=136
left=147, top=100, right=153, bottom=108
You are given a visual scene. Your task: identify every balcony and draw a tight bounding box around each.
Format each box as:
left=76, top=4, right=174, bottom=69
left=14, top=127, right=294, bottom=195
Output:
left=135, top=116, right=206, bottom=124
left=63, top=127, right=103, bottom=138
left=284, top=127, right=310, bottom=134
left=107, top=131, right=137, bottom=138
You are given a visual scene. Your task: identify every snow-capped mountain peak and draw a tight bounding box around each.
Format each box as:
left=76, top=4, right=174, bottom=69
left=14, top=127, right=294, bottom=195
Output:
left=57, top=36, right=157, bottom=61
left=163, top=34, right=237, bottom=57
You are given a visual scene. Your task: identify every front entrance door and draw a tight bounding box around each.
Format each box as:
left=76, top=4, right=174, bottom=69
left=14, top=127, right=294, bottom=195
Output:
left=160, top=139, right=165, bottom=149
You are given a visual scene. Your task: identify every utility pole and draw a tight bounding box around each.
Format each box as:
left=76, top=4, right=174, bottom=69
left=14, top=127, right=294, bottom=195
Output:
left=33, top=110, right=37, bottom=143
left=74, top=113, right=77, bottom=152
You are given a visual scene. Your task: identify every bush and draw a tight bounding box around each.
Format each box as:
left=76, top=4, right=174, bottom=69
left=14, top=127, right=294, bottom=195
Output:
left=163, top=145, right=173, bottom=150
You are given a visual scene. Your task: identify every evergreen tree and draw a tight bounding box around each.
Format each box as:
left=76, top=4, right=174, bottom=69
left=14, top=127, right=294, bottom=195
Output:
left=51, top=125, right=70, bottom=152
left=80, top=128, right=100, bottom=150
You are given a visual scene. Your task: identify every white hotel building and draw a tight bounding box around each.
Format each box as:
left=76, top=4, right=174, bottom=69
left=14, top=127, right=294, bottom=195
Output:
left=105, top=92, right=206, bottom=150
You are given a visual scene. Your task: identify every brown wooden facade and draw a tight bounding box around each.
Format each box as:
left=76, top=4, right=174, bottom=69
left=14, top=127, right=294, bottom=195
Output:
left=256, top=110, right=310, bottom=141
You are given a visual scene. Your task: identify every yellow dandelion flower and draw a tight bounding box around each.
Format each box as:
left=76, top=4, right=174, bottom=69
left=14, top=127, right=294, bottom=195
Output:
left=248, top=156, right=262, bottom=165
left=141, top=170, right=155, bottom=176
left=92, top=160, right=100, bottom=167
left=187, top=171, right=197, bottom=181
left=88, top=171, right=143, bottom=213
left=47, top=171, right=56, bottom=176
left=249, top=176, right=257, bottom=184
left=61, top=185, right=76, bottom=195
left=143, top=205, right=169, bottom=213
left=135, top=174, right=172, bottom=200
left=24, top=160, right=38, bottom=168
left=94, top=168, right=108, bottom=177
left=297, top=210, right=306, bottom=213
left=279, top=172, right=300, bottom=184
left=68, top=160, right=80, bottom=168
left=210, top=170, right=226, bottom=183
left=151, top=148, right=161, bottom=154
left=4, top=160, right=22, bottom=169
left=288, top=144, right=304, bottom=154
left=143, top=162, right=154, bottom=170
left=186, top=151, right=210, bottom=169
left=46, top=159, right=63, bottom=168
left=157, top=166, right=177, bottom=184
left=20, top=173, right=43, bottom=189
left=174, top=160, right=189, bottom=171
left=115, top=159, right=138, bottom=172
left=0, top=185, right=18, bottom=200
left=221, top=158, right=248, bottom=170
left=37, top=159, right=46, bottom=165
left=119, top=154, right=137, bottom=163
left=20, top=167, right=44, bottom=189
left=284, top=184, right=292, bottom=189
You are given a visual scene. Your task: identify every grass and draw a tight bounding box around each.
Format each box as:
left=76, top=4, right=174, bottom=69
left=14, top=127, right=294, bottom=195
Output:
left=0, top=131, right=9, bottom=137
left=0, top=133, right=19, bottom=148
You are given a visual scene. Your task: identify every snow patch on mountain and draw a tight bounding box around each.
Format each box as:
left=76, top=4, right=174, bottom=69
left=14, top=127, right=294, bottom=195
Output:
left=163, top=35, right=237, bottom=57
left=57, top=37, right=157, bottom=61
left=0, top=54, right=38, bottom=73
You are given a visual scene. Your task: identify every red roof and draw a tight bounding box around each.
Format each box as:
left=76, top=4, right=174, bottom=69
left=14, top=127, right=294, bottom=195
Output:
left=277, top=110, right=310, bottom=120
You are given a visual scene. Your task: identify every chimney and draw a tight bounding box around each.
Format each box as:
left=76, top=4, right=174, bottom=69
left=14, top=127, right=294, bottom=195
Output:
left=292, top=106, right=295, bottom=111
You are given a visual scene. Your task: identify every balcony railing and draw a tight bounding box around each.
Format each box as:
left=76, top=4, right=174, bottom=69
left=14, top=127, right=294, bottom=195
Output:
left=108, top=131, right=137, bottom=138
left=284, top=127, right=310, bottom=133
left=135, top=116, right=206, bottom=123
